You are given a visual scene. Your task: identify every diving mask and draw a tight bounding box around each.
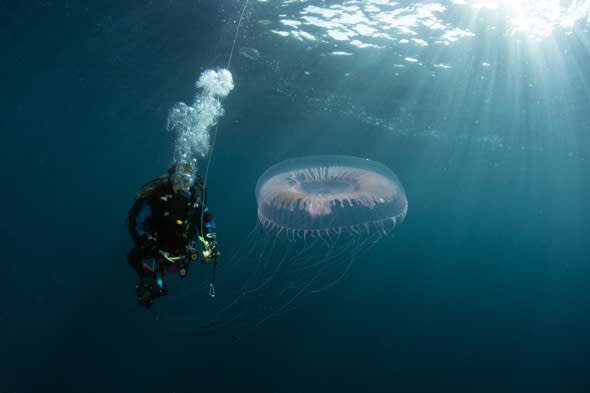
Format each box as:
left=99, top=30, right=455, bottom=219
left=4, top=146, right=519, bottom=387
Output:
left=170, top=172, right=196, bottom=193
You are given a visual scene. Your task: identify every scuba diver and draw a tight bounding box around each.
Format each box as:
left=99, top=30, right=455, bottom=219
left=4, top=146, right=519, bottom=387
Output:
left=127, top=161, right=220, bottom=308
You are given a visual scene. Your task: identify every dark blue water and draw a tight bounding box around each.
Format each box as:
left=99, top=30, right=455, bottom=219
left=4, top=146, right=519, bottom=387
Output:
left=2, top=1, right=590, bottom=392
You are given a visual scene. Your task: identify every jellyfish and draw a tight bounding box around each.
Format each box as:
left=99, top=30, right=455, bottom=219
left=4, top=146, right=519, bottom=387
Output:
left=256, top=155, right=407, bottom=238
left=217, top=155, right=408, bottom=327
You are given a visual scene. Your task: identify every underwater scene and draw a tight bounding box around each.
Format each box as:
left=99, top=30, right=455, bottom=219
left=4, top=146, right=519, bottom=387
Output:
left=3, top=0, right=590, bottom=392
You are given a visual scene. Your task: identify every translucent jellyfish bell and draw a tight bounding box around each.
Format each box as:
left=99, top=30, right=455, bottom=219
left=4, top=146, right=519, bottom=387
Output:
left=256, top=155, right=408, bottom=238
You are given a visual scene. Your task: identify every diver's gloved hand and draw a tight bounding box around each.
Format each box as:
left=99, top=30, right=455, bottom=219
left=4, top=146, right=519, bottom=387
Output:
left=202, top=233, right=220, bottom=262
left=203, top=241, right=221, bottom=262
left=206, top=241, right=219, bottom=259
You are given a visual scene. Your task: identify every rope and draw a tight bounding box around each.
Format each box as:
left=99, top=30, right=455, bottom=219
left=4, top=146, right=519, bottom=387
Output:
left=201, top=0, right=250, bottom=297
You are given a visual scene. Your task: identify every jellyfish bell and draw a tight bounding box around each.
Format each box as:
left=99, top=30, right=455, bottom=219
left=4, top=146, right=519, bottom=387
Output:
left=255, top=155, right=408, bottom=239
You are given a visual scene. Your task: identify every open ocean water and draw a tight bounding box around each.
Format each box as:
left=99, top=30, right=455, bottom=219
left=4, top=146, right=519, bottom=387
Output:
left=2, top=1, right=590, bottom=392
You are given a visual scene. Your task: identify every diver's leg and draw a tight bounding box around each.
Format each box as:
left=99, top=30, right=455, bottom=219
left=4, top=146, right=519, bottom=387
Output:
left=127, top=247, right=147, bottom=277
left=128, top=247, right=160, bottom=307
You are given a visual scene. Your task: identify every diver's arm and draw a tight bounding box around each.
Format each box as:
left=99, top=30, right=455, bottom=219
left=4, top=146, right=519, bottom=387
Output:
left=196, top=206, right=219, bottom=260
left=131, top=201, right=155, bottom=242
left=201, top=207, right=217, bottom=238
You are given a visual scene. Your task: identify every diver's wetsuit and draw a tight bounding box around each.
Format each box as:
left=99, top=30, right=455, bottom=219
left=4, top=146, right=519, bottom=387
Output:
left=127, top=179, right=216, bottom=307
